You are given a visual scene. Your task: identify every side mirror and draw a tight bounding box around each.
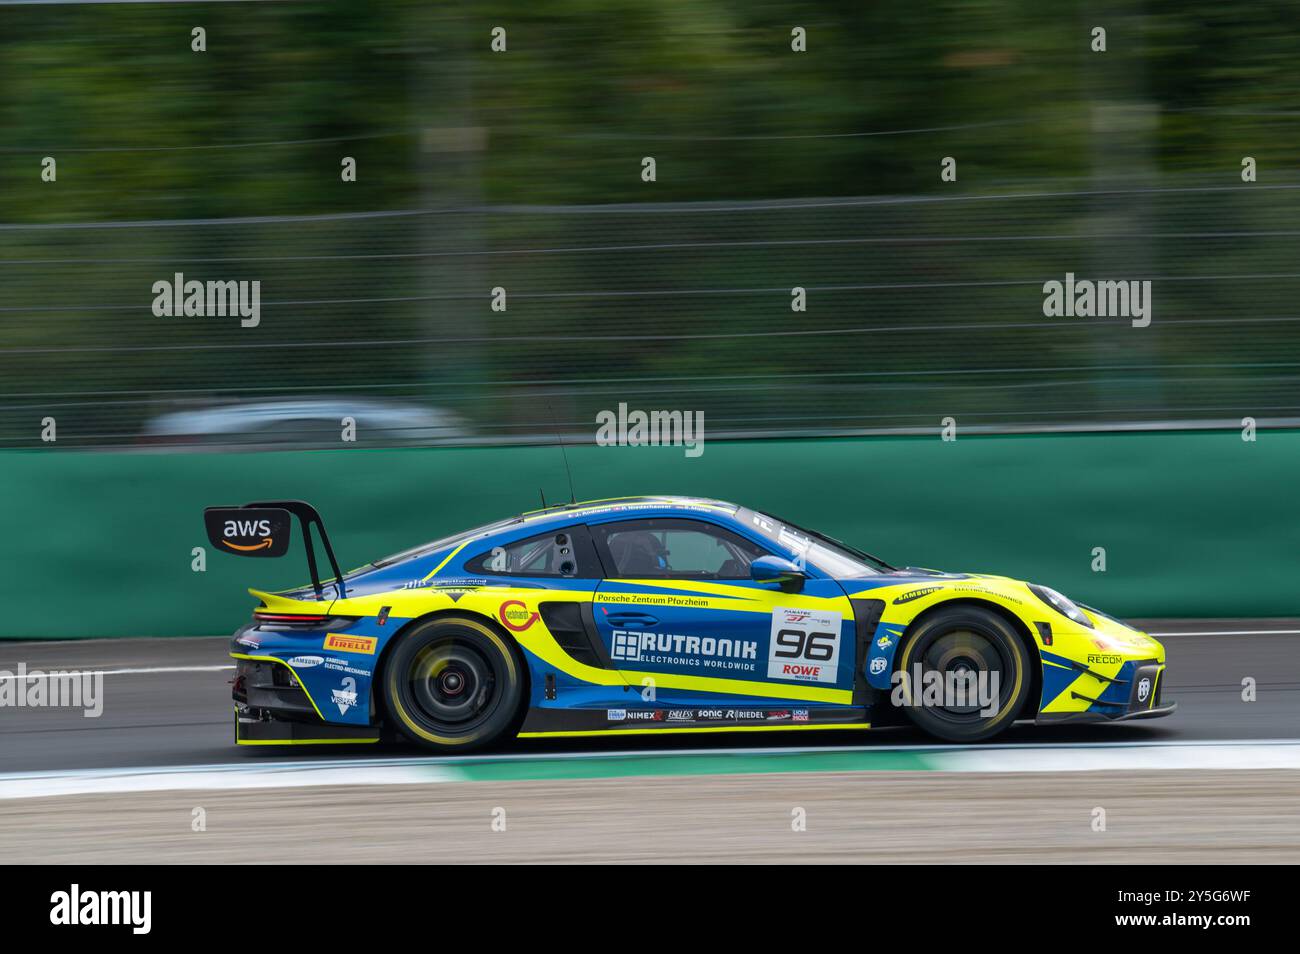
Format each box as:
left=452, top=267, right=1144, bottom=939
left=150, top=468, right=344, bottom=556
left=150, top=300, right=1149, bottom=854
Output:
left=750, top=554, right=806, bottom=593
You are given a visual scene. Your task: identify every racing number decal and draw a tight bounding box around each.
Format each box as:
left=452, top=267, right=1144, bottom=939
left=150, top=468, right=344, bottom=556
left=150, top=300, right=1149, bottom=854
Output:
left=767, top=607, right=842, bottom=684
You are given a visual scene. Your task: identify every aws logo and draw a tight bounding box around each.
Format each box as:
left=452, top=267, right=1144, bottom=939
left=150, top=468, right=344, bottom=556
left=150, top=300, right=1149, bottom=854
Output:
left=222, top=518, right=275, bottom=551
left=204, top=507, right=291, bottom=558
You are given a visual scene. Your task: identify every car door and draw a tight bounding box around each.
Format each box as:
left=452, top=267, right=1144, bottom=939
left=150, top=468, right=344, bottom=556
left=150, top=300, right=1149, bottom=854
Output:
left=461, top=523, right=615, bottom=675
left=589, top=516, right=857, bottom=702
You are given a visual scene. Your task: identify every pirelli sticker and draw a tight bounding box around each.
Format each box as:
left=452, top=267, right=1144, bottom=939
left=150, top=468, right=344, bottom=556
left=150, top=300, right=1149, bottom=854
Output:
left=323, top=634, right=377, bottom=655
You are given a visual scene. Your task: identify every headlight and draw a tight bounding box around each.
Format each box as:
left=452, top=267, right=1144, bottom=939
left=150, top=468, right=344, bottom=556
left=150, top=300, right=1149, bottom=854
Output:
left=1028, top=584, right=1094, bottom=629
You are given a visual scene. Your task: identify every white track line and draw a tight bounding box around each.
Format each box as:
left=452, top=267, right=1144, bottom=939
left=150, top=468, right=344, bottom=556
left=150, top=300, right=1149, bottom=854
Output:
left=0, top=665, right=233, bottom=682
left=234, top=735, right=1300, bottom=768
left=2, top=739, right=1299, bottom=800
left=946, top=744, right=1300, bottom=773
left=0, top=765, right=450, bottom=800
left=1149, top=629, right=1300, bottom=636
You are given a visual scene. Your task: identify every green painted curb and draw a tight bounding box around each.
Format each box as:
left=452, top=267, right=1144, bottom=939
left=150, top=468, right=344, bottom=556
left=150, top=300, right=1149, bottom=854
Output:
left=445, top=749, right=936, bottom=782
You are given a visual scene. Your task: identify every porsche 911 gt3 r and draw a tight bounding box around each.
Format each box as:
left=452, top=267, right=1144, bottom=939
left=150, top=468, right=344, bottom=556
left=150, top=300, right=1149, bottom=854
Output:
left=207, top=495, right=1174, bottom=749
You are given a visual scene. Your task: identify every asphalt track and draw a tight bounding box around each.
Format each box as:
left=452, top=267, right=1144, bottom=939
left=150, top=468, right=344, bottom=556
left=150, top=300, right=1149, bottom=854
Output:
left=0, top=619, right=1296, bottom=772
left=2, top=621, right=1297, bottom=863
left=6, top=770, right=1299, bottom=863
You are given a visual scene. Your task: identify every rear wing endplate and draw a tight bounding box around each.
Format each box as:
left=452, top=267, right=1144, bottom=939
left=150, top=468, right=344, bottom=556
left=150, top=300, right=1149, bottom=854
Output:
left=203, top=499, right=347, bottom=599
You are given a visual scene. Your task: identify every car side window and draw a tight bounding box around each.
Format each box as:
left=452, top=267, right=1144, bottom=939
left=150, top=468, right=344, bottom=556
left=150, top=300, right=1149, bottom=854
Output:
left=592, top=518, right=766, bottom=580
left=466, top=525, right=600, bottom=578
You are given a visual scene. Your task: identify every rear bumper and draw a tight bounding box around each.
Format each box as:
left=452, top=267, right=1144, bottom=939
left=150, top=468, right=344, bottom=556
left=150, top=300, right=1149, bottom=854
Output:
left=234, top=705, right=381, bottom=745
left=231, top=642, right=382, bottom=746
left=231, top=655, right=317, bottom=720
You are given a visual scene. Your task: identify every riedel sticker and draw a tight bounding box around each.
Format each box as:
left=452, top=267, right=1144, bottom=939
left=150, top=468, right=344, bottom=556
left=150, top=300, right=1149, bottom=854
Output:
left=767, top=607, right=842, bottom=684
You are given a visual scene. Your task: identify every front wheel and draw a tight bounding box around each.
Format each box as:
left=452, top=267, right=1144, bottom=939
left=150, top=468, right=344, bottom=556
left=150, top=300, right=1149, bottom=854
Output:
left=894, top=605, right=1031, bottom=742
left=383, top=616, right=525, bottom=751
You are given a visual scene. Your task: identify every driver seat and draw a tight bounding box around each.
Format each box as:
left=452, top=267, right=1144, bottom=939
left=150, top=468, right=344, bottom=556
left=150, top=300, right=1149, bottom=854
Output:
left=609, top=532, right=666, bottom=575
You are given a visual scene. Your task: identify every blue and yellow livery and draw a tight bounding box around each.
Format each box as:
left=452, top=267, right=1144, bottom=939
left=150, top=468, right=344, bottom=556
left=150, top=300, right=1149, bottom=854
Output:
left=207, top=495, right=1174, bottom=748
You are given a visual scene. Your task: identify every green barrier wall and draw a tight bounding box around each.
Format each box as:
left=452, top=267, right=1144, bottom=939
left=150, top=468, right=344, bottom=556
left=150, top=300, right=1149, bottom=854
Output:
left=1, top=430, right=1295, bottom=639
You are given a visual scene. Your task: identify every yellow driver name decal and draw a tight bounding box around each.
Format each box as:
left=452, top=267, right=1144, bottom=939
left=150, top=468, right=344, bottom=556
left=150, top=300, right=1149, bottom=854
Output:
left=597, top=593, right=711, bottom=608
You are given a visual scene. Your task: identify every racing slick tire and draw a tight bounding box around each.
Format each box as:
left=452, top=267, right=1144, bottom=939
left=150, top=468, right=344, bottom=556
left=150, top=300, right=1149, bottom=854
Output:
left=383, top=615, right=526, bottom=751
left=895, top=605, right=1032, bottom=742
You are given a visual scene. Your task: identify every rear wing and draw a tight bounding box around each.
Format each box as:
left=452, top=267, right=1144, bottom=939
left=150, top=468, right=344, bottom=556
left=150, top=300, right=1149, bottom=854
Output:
left=203, top=499, right=347, bottom=599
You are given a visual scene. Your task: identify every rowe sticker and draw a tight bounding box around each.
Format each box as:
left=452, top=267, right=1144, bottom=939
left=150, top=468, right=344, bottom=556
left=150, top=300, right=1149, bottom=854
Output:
left=767, top=607, right=842, bottom=684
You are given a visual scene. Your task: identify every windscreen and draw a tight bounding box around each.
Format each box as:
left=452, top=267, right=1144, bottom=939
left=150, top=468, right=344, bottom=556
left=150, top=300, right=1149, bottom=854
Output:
left=736, top=507, right=891, bottom=577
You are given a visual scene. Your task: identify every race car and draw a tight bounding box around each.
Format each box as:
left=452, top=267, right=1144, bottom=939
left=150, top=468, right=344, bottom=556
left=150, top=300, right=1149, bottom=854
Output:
left=207, top=495, right=1174, bottom=749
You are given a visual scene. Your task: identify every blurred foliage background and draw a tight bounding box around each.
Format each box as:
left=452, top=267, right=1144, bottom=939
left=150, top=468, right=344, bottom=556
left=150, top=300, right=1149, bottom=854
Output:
left=2, top=1, right=1300, bottom=446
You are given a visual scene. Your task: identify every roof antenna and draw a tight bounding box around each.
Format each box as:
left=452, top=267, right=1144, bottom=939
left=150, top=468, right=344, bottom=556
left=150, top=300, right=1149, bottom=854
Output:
left=548, top=403, right=577, bottom=504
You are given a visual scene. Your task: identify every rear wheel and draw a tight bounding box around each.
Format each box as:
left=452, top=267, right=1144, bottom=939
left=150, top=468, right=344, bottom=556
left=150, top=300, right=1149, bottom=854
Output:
left=383, top=616, right=525, bottom=751
left=894, top=605, right=1031, bottom=742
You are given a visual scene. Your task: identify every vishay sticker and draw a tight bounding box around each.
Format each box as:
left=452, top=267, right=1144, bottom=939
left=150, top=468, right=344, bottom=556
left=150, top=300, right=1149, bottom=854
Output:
left=332, top=676, right=358, bottom=715
left=767, top=607, right=842, bottom=684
